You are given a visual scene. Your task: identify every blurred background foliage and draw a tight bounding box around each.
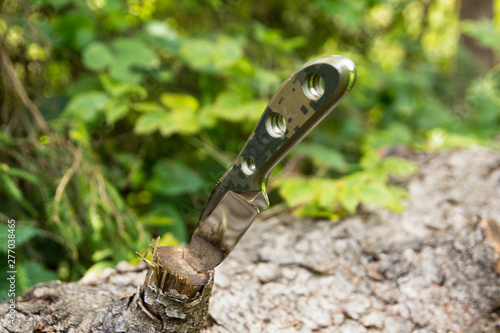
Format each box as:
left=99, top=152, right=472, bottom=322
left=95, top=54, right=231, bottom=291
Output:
left=1, top=0, right=500, bottom=296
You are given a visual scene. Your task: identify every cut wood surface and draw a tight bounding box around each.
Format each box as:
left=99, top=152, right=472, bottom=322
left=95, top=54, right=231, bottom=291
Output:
left=1, top=148, right=500, bottom=332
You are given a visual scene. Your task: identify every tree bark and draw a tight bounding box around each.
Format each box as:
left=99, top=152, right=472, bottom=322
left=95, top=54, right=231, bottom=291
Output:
left=203, top=148, right=500, bottom=332
left=1, top=148, right=500, bottom=332
left=0, top=246, right=214, bottom=333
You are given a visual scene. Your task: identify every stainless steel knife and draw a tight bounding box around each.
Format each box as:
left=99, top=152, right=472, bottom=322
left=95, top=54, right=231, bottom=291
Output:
left=186, top=55, right=356, bottom=272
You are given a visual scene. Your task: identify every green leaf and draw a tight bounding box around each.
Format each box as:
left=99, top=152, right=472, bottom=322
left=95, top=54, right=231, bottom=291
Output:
left=358, top=181, right=405, bottom=212
left=133, top=102, right=165, bottom=113
left=85, top=261, right=115, bottom=275
left=158, top=232, right=179, bottom=247
left=382, top=157, right=418, bottom=176
left=295, top=143, right=349, bottom=172
left=276, top=177, right=316, bottom=207
left=365, top=122, right=413, bottom=149
left=461, top=19, right=500, bottom=53
left=160, top=93, right=199, bottom=111
left=105, top=98, right=129, bottom=124
left=134, top=111, right=163, bottom=134
left=144, top=20, right=181, bottom=51
left=82, top=42, right=114, bottom=71
left=23, top=260, right=58, bottom=291
left=159, top=109, right=201, bottom=136
left=92, top=249, right=113, bottom=262
left=0, top=173, right=23, bottom=202
left=200, top=91, right=267, bottom=123
left=148, top=160, right=204, bottom=196
left=179, top=35, right=243, bottom=73
left=360, top=149, right=382, bottom=171
left=111, top=37, right=158, bottom=67
left=312, top=178, right=339, bottom=207
left=339, top=188, right=359, bottom=214
left=140, top=213, right=174, bottom=226
left=53, top=13, right=95, bottom=51
left=109, top=57, right=142, bottom=84
left=337, top=173, right=367, bottom=213
left=0, top=225, right=39, bottom=254
left=6, top=167, right=39, bottom=185
left=63, top=91, right=109, bottom=123
left=151, top=93, right=202, bottom=136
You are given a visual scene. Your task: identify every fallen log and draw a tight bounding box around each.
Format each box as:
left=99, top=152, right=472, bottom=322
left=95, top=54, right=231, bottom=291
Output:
left=1, top=148, right=500, bottom=332
left=203, top=148, right=500, bottom=332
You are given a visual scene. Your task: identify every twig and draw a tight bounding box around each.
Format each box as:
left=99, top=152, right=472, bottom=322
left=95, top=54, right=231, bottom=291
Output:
left=0, top=37, right=49, bottom=134
left=186, top=134, right=233, bottom=169
left=50, top=149, right=82, bottom=258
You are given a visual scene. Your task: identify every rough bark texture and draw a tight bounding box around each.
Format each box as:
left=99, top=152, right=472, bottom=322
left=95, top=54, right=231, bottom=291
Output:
left=1, top=148, right=500, bottom=332
left=203, top=148, right=500, bottom=333
left=0, top=256, right=214, bottom=333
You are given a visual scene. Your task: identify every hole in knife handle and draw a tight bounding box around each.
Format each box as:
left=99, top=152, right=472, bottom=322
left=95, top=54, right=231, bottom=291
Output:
left=266, top=112, right=287, bottom=138
left=241, top=157, right=256, bottom=176
left=303, top=73, right=325, bottom=101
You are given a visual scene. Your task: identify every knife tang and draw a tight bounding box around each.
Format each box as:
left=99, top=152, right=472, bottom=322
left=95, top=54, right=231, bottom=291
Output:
left=219, top=55, right=356, bottom=193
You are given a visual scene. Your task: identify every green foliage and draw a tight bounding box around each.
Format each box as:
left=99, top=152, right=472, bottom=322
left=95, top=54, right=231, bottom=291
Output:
left=275, top=149, right=418, bottom=219
left=461, top=19, right=500, bottom=54
left=1, top=0, right=500, bottom=297
left=147, top=160, right=204, bottom=197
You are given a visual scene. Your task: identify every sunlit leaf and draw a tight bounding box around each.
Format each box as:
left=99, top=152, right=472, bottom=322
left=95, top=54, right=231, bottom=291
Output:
left=461, top=19, right=500, bottom=53
left=159, top=108, right=201, bottom=137
left=140, top=212, right=174, bottom=226
left=382, top=157, right=418, bottom=176
left=105, top=98, right=129, bottom=124
left=358, top=181, right=405, bottom=212
left=111, top=37, right=158, bottom=67
left=276, top=177, right=316, bottom=207
left=160, top=93, right=199, bottom=111
left=179, top=35, right=243, bottom=73
left=63, top=91, right=109, bottom=123
left=339, top=188, right=359, bottom=214
left=144, top=20, right=181, bottom=51
left=360, top=149, right=382, bottom=170
left=82, top=41, right=114, bottom=70
left=85, top=261, right=115, bottom=275
left=158, top=232, right=179, bottom=247
left=200, top=91, right=266, bottom=123
left=365, top=122, right=413, bottom=149
left=133, top=102, right=165, bottom=113
left=134, top=111, right=163, bottom=134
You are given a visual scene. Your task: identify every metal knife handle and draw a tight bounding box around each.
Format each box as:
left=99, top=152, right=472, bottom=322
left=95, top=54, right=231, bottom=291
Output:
left=220, top=55, right=356, bottom=193
left=187, top=55, right=356, bottom=272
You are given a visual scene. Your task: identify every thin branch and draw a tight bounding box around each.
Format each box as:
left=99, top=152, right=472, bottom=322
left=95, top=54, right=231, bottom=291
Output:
left=185, top=134, right=233, bottom=169
left=50, top=149, right=82, bottom=259
left=0, top=38, right=49, bottom=135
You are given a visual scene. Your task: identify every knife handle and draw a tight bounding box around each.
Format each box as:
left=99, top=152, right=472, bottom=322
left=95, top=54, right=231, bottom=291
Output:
left=220, top=55, right=356, bottom=193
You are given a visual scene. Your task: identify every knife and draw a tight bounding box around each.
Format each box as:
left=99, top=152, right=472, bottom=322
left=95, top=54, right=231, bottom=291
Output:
left=186, top=55, right=356, bottom=272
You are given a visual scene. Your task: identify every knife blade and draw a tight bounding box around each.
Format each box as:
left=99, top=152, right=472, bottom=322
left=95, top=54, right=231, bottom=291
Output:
left=186, top=55, right=356, bottom=272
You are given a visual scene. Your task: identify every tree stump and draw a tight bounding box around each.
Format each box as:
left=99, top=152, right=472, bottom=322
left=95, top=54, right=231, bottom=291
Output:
left=0, top=244, right=214, bottom=333
left=1, top=148, right=500, bottom=332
